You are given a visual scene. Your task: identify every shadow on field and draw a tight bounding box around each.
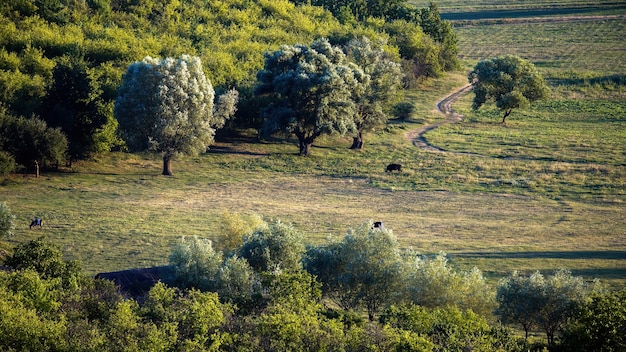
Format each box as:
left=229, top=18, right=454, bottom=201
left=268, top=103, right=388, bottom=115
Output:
left=208, top=145, right=267, bottom=156
left=548, top=74, right=626, bottom=87
left=455, top=250, right=626, bottom=260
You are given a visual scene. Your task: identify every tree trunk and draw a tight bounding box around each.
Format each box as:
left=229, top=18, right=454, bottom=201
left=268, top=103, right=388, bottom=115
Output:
left=162, top=155, right=173, bottom=176
left=296, top=131, right=317, bottom=156
left=502, top=109, right=512, bottom=123
left=299, top=140, right=312, bottom=156
left=350, top=132, right=364, bottom=150
left=34, top=160, right=39, bottom=178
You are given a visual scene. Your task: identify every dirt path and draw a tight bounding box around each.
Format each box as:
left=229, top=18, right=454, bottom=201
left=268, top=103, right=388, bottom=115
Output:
left=405, top=84, right=473, bottom=151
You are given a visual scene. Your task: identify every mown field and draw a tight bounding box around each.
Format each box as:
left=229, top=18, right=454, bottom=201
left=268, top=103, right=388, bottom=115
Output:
left=1, top=2, right=625, bottom=288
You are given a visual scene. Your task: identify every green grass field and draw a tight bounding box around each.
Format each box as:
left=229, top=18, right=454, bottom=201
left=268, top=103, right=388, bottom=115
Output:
left=1, top=2, right=625, bottom=289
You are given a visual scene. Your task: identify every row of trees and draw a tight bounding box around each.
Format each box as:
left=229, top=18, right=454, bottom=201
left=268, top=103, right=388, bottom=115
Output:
left=0, top=0, right=460, bottom=175
left=0, top=212, right=622, bottom=351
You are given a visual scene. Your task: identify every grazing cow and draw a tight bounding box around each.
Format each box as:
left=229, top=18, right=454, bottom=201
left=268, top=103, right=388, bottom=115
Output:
left=386, top=163, right=402, bottom=172
left=373, top=221, right=384, bottom=230
left=29, top=218, right=43, bottom=229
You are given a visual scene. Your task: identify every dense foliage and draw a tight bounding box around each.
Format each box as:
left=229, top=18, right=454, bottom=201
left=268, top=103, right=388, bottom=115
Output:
left=0, top=0, right=458, bottom=169
left=2, top=215, right=619, bottom=351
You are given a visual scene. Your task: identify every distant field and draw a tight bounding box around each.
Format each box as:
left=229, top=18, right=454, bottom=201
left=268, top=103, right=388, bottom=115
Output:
left=408, top=0, right=626, bottom=16
left=1, top=2, right=625, bottom=289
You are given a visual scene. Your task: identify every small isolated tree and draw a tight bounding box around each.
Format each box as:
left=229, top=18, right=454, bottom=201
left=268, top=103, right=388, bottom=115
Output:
left=255, top=38, right=363, bottom=155
left=344, top=36, right=403, bottom=149
left=0, top=202, right=16, bottom=237
left=115, top=55, right=234, bottom=175
left=393, top=101, right=415, bottom=121
left=468, top=55, right=549, bottom=123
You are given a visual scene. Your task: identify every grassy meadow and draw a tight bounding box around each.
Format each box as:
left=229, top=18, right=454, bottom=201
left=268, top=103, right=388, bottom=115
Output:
left=1, top=3, right=625, bottom=289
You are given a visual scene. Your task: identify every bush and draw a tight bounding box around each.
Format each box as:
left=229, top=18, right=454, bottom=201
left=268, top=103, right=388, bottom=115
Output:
left=0, top=202, right=16, bottom=237
left=0, top=151, right=15, bottom=175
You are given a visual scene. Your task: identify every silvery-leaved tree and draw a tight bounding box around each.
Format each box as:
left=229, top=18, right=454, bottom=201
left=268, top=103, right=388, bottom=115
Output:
left=115, top=55, right=236, bottom=175
left=343, top=36, right=403, bottom=149
left=255, top=38, right=364, bottom=155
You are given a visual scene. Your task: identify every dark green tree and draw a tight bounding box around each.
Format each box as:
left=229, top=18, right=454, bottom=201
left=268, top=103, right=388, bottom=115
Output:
left=418, top=3, right=459, bottom=71
left=4, top=238, right=81, bottom=289
left=42, top=57, right=117, bottom=162
left=255, top=38, right=364, bottom=155
left=560, top=289, right=626, bottom=352
left=0, top=111, right=68, bottom=176
left=469, top=55, right=549, bottom=123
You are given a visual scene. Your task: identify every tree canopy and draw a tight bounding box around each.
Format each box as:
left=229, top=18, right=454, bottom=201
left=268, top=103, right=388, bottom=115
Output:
left=469, top=55, right=549, bottom=123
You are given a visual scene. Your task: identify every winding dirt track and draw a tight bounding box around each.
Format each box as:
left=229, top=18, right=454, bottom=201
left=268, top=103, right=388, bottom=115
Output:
left=405, top=84, right=473, bottom=150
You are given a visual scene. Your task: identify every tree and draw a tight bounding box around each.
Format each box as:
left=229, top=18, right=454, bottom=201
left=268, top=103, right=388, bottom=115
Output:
left=468, top=55, right=549, bottom=123
left=255, top=38, right=364, bottom=155
left=0, top=202, right=16, bottom=237
left=238, top=220, right=306, bottom=273
left=306, top=221, right=405, bottom=321
left=418, top=3, right=460, bottom=71
left=393, top=101, right=415, bottom=121
left=496, top=269, right=598, bottom=346
left=560, top=289, right=626, bottom=352
left=169, top=236, right=256, bottom=305
left=4, top=238, right=81, bottom=289
left=407, top=253, right=495, bottom=317
left=495, top=271, right=545, bottom=340
left=115, top=55, right=232, bottom=175
left=343, top=36, right=403, bottom=149
left=42, top=56, right=119, bottom=162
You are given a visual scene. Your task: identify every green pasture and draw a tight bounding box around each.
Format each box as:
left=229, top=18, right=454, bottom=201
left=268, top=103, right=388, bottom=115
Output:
left=1, top=4, right=625, bottom=289
left=408, top=0, right=626, bottom=16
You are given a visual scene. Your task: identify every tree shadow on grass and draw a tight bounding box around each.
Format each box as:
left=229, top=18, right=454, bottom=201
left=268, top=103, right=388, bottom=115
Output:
left=455, top=250, right=626, bottom=260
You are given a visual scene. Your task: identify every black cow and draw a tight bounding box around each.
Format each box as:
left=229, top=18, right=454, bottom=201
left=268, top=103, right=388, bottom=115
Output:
left=386, top=163, right=402, bottom=172
left=29, top=218, right=43, bottom=229
left=373, top=221, right=384, bottom=229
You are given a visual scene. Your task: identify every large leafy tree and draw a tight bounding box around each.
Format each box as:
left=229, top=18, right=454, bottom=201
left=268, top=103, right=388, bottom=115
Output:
left=343, top=36, right=403, bottom=149
left=115, top=55, right=231, bottom=175
left=255, top=38, right=365, bottom=155
left=561, top=289, right=626, bottom=352
left=496, top=269, right=598, bottom=346
left=306, top=221, right=405, bottom=321
left=42, top=57, right=119, bottom=162
left=469, top=55, right=549, bottom=123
